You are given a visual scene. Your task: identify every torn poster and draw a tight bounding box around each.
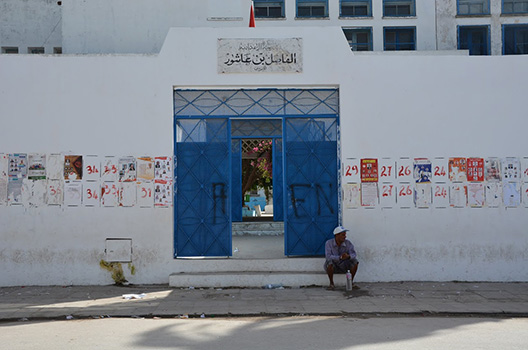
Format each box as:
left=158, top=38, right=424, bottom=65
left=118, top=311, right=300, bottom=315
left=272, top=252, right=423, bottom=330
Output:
left=378, top=158, right=395, bottom=182
left=467, top=182, right=485, bottom=208
left=360, top=182, right=378, bottom=207
left=485, top=182, right=502, bottom=208
left=466, top=157, right=484, bottom=182
left=379, top=183, right=396, bottom=208
left=431, top=158, right=448, bottom=183
left=522, top=184, right=528, bottom=208
left=137, top=181, right=154, bottom=208
left=503, top=182, right=520, bottom=207
left=101, top=157, right=119, bottom=182
left=413, top=158, right=432, bottom=183
left=522, top=157, right=528, bottom=182
left=501, top=157, right=520, bottom=182
left=64, top=155, right=83, bottom=180
left=119, top=182, right=137, bottom=207
left=28, top=154, right=46, bottom=180
left=154, top=156, right=173, bottom=181
left=343, top=158, right=360, bottom=182
left=22, top=179, right=47, bottom=208
left=414, top=183, right=432, bottom=208
left=396, top=183, right=414, bottom=208
left=83, top=181, right=100, bottom=207
left=118, top=157, right=137, bottom=182
left=485, top=158, right=501, bottom=181
left=64, top=182, right=82, bottom=206
left=396, top=158, right=413, bottom=182
left=47, top=179, right=63, bottom=205
left=449, top=184, right=467, bottom=208
left=0, top=177, right=6, bottom=205
left=433, top=184, right=449, bottom=208
left=137, top=157, right=155, bottom=182
left=7, top=178, right=23, bottom=205
left=448, top=158, right=467, bottom=182
left=46, top=154, right=63, bottom=180
left=83, top=155, right=100, bottom=181
left=0, top=154, right=7, bottom=205
left=154, top=180, right=173, bottom=207
left=101, top=182, right=119, bottom=207
left=360, top=158, right=378, bottom=182
left=8, top=153, right=28, bottom=180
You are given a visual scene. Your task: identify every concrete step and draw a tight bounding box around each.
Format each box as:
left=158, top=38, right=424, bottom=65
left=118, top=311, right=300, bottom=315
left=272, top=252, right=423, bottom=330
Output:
left=232, top=222, right=284, bottom=236
left=168, top=257, right=340, bottom=288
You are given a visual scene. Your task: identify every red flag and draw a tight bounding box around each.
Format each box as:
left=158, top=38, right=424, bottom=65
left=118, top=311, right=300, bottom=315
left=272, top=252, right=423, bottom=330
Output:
left=249, top=1, right=255, bottom=27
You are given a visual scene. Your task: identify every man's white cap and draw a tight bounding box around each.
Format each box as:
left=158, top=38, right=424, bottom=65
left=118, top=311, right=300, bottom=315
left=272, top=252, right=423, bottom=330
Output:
left=333, top=226, right=349, bottom=235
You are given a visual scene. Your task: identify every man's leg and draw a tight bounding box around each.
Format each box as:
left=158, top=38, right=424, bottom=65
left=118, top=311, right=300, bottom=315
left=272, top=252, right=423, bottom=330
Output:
left=326, top=264, right=335, bottom=289
left=350, top=260, right=359, bottom=289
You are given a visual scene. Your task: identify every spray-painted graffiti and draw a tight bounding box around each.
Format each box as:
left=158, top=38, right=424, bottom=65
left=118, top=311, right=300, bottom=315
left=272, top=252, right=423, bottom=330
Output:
left=212, top=182, right=227, bottom=223
left=289, top=183, right=335, bottom=218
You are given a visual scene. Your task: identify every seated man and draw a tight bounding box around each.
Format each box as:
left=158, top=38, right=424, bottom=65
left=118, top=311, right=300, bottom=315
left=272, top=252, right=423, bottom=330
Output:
left=324, top=226, right=359, bottom=290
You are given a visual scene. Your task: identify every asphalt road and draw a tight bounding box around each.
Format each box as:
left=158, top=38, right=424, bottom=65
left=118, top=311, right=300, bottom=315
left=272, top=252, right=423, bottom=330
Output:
left=2, top=316, right=527, bottom=350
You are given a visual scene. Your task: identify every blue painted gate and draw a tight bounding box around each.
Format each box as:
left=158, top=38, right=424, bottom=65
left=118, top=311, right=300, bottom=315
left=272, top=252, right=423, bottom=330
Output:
left=174, top=89, right=339, bottom=257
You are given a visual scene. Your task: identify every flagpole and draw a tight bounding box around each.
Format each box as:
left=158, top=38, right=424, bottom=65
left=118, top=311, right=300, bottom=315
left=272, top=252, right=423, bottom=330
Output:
left=249, top=1, right=255, bottom=27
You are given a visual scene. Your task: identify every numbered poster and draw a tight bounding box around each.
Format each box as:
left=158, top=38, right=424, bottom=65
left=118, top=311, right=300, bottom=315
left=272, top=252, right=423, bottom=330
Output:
left=501, top=158, right=520, bottom=182
left=414, top=183, right=432, bottom=208
left=450, top=184, right=467, bottom=208
left=396, top=158, right=413, bottom=182
left=83, top=181, right=100, bottom=207
left=466, top=157, right=484, bottom=182
left=503, top=182, right=520, bottom=207
left=378, top=158, right=395, bottom=182
left=485, top=182, right=502, bottom=208
left=7, top=178, right=23, bottom=205
left=485, top=157, right=501, bottom=181
left=137, top=156, right=155, bottom=182
left=431, top=158, right=448, bottom=183
left=101, top=157, right=119, bottom=182
left=119, top=182, right=137, bottom=207
left=343, top=158, right=360, bottom=182
left=448, top=157, right=467, bottom=182
left=396, top=183, right=414, bottom=208
left=47, top=154, right=63, bottom=180
left=360, top=158, right=378, bottom=182
left=360, top=182, right=378, bottom=207
left=64, top=182, right=82, bottom=206
left=154, top=180, right=173, bottom=207
left=64, top=155, right=83, bottom=180
left=47, top=179, right=63, bottom=205
left=8, top=153, right=28, bottom=180
left=379, top=183, right=396, bottom=208
left=522, top=184, right=528, bottom=208
left=433, top=183, right=449, bottom=208
left=467, top=182, right=485, bottom=208
left=101, top=182, right=119, bottom=207
left=118, top=157, right=137, bottom=182
left=413, top=158, right=432, bottom=183
left=521, top=157, right=528, bottom=182
left=28, top=154, right=46, bottom=180
left=137, top=181, right=154, bottom=208
left=83, top=155, right=100, bottom=181
left=155, top=156, right=173, bottom=181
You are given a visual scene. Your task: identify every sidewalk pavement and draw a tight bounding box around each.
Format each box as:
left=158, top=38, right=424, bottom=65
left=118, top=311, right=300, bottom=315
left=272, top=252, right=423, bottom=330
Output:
left=1, top=282, right=527, bottom=322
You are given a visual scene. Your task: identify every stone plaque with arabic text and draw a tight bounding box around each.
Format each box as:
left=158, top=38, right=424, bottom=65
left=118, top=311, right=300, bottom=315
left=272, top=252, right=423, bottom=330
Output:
left=218, top=38, right=302, bottom=74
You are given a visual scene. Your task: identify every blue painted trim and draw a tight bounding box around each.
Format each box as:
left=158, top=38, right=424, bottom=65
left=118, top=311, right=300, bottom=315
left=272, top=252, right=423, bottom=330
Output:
left=340, top=0, right=372, bottom=17
left=457, top=0, right=490, bottom=15
left=383, top=26, right=416, bottom=51
left=296, top=0, right=329, bottom=18
left=383, top=0, right=416, bottom=17
left=457, top=25, right=491, bottom=55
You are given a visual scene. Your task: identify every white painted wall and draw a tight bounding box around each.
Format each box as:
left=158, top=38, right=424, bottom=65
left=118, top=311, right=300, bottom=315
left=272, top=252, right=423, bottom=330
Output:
left=0, top=0, right=62, bottom=54
left=61, top=0, right=437, bottom=54
left=1, top=26, right=527, bottom=286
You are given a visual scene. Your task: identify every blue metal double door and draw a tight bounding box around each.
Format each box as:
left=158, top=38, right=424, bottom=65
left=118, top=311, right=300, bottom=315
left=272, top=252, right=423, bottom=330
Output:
left=175, top=114, right=338, bottom=258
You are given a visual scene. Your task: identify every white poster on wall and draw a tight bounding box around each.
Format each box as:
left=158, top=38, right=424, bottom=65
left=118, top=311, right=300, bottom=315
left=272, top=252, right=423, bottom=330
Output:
left=503, top=182, right=520, bottom=207
left=485, top=182, right=502, bottom=208
left=342, top=158, right=360, bottom=183
left=0, top=154, right=7, bottom=205
left=137, top=181, right=154, bottom=208
left=119, top=182, right=137, bottom=207
left=154, top=156, right=173, bottom=181
left=396, top=183, right=414, bottom=208
left=64, top=182, right=82, bottom=206
left=522, top=183, right=528, bottom=208
left=433, top=183, right=449, bottom=208
left=378, top=158, right=395, bottom=182
left=137, top=157, right=155, bottom=182
left=101, top=157, right=119, bottom=182
left=360, top=182, right=378, bottom=207
left=83, top=181, right=100, bottom=207
left=431, top=157, right=448, bottom=183
left=47, top=179, right=63, bottom=205
left=379, top=183, right=396, bottom=208
left=467, top=182, right=485, bottom=208
left=154, top=180, right=173, bottom=207
left=414, top=183, right=432, bottom=208
left=396, top=158, right=413, bottom=182
left=118, top=157, right=137, bottom=182
left=83, top=155, right=100, bottom=181
left=22, top=179, right=47, bottom=208
left=101, top=182, right=119, bottom=207
left=450, top=184, right=467, bottom=208
left=501, top=157, right=520, bottom=182
left=47, top=154, right=63, bottom=180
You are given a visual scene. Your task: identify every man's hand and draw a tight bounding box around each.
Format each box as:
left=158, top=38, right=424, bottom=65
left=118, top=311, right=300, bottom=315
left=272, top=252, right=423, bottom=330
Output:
left=340, top=253, right=350, bottom=260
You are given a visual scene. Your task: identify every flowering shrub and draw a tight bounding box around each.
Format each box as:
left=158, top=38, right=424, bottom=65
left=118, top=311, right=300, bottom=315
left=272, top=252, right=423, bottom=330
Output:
left=242, top=140, right=273, bottom=201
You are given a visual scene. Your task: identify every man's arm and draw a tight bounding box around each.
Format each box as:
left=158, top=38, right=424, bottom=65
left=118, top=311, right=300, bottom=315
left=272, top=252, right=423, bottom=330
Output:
left=325, top=240, right=340, bottom=262
left=347, top=241, right=357, bottom=260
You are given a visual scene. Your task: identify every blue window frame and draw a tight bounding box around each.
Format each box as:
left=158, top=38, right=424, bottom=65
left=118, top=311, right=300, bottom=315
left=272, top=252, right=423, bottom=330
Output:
left=503, top=24, right=528, bottom=54
left=503, top=0, right=528, bottom=14
left=296, top=0, right=328, bottom=18
left=254, top=0, right=285, bottom=18
left=340, top=0, right=371, bottom=17
left=383, top=0, right=415, bottom=16
left=458, top=26, right=490, bottom=55
left=384, top=27, right=416, bottom=50
left=343, top=27, right=373, bottom=51
left=457, top=0, right=490, bottom=15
